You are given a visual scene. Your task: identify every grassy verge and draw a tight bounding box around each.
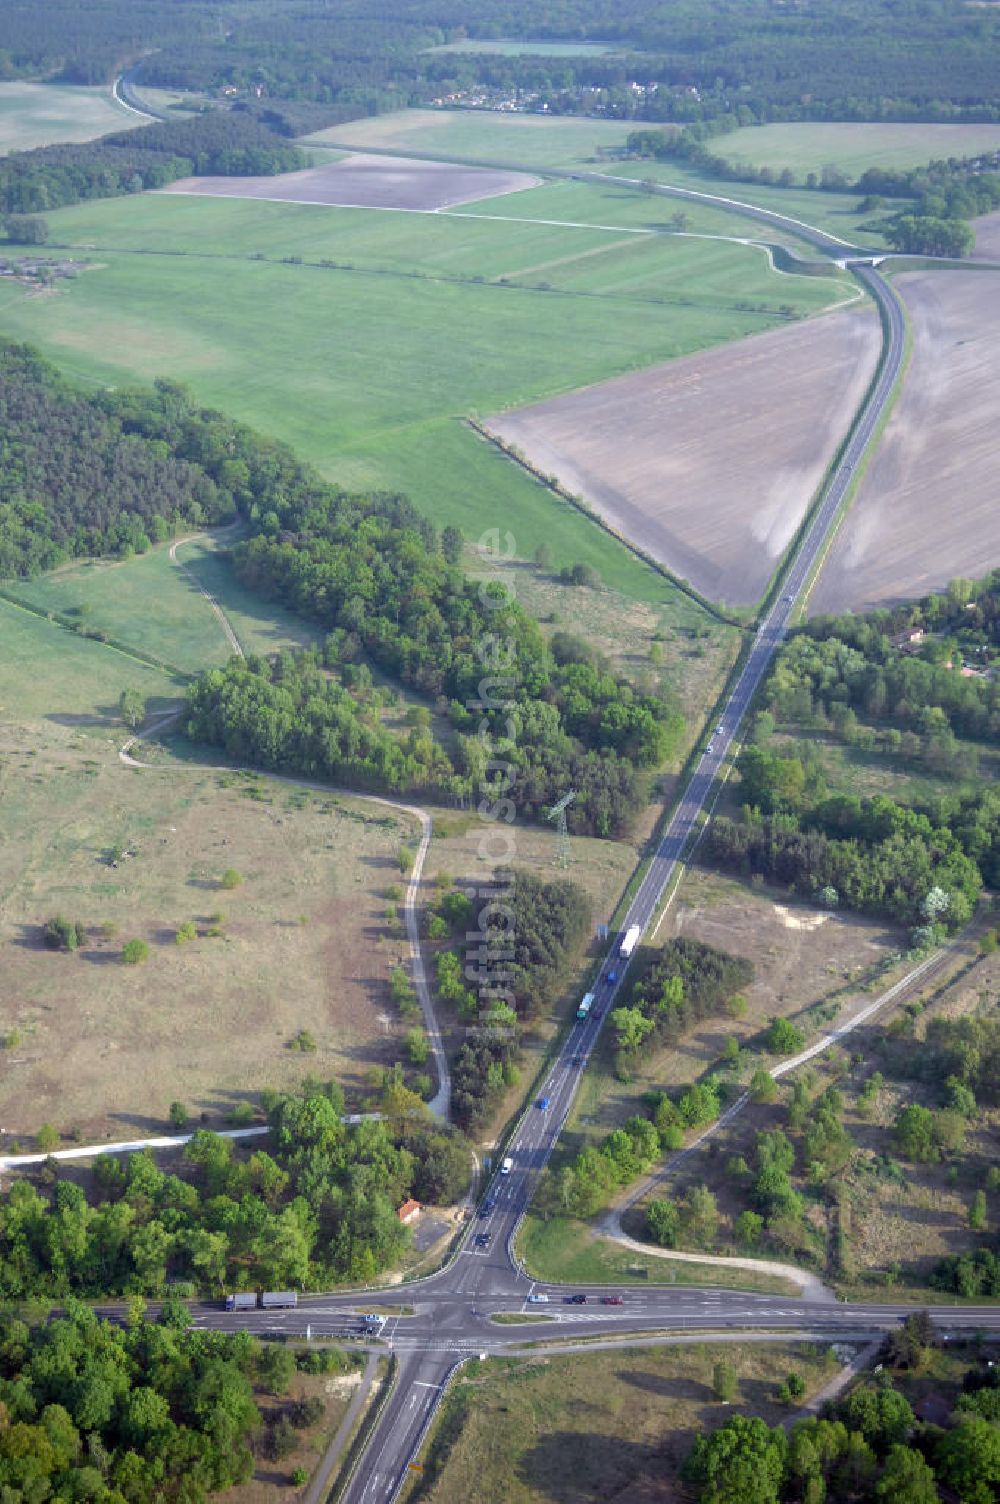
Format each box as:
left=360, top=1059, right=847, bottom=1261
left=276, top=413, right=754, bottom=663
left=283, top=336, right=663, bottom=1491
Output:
left=401, top=1337, right=843, bottom=1503
left=517, top=1215, right=799, bottom=1295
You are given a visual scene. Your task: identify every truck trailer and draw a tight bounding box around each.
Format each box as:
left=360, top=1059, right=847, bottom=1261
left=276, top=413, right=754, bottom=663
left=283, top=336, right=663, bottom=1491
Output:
left=224, top=1292, right=257, bottom=1312
left=224, top=1291, right=298, bottom=1311
left=620, top=924, right=641, bottom=958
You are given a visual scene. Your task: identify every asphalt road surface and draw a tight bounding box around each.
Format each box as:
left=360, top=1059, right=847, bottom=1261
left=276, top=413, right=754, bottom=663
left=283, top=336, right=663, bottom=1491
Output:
left=192, top=197, right=908, bottom=1499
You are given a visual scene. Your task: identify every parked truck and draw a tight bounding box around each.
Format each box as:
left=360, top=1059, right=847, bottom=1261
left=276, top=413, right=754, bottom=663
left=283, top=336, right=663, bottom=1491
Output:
left=224, top=1291, right=298, bottom=1311
left=224, top=1292, right=257, bottom=1312
left=620, top=924, right=641, bottom=958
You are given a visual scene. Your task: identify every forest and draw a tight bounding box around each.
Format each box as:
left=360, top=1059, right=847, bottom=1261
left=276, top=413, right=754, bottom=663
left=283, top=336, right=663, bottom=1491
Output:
left=0, top=1304, right=265, bottom=1501
left=683, top=1329, right=1000, bottom=1504
left=3, top=0, right=1000, bottom=126
left=0, top=1080, right=469, bottom=1299
left=434, top=869, right=592, bottom=1131
left=0, top=345, right=681, bottom=831
left=0, top=113, right=305, bottom=216
left=705, top=575, right=1000, bottom=932
left=0, top=344, right=233, bottom=575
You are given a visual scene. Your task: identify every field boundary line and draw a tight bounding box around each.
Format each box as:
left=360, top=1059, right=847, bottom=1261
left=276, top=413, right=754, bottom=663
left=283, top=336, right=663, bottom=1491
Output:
left=465, top=417, right=745, bottom=628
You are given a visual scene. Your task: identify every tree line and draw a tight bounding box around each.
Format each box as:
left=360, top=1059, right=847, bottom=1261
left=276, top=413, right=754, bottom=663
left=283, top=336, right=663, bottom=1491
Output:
left=5, top=0, right=1000, bottom=126
left=0, top=1080, right=469, bottom=1300
left=0, top=111, right=305, bottom=216
left=626, top=121, right=1000, bottom=256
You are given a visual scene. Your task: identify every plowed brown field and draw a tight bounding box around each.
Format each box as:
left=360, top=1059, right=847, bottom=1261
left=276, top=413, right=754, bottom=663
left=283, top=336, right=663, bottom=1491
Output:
left=487, top=304, right=880, bottom=607
left=810, top=270, right=1000, bottom=614
left=161, top=152, right=540, bottom=212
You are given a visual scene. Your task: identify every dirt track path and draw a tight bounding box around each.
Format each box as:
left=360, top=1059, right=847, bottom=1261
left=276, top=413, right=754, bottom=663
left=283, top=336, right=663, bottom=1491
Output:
left=169, top=532, right=244, bottom=658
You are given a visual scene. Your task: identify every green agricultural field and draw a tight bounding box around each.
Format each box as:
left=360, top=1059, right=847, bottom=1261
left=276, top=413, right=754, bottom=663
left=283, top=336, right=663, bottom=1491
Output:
left=603, top=160, right=903, bottom=248
left=3, top=546, right=236, bottom=676
left=0, top=82, right=136, bottom=154
left=300, top=107, right=635, bottom=167
left=718, top=121, right=1000, bottom=180
left=0, top=597, right=182, bottom=732
left=6, top=187, right=852, bottom=603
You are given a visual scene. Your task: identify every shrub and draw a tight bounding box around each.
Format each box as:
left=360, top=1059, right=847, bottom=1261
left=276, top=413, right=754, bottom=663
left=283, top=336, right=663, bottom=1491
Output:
left=398, top=847, right=415, bottom=875
left=36, top=1123, right=60, bottom=1152
left=168, top=1102, right=190, bottom=1130
left=220, top=868, right=243, bottom=890
left=291, top=1466, right=309, bottom=1487
left=765, top=1017, right=805, bottom=1053
left=289, top=1029, right=317, bottom=1053
left=750, top=1069, right=778, bottom=1104
left=121, top=938, right=148, bottom=965
left=43, top=915, right=86, bottom=952
left=175, top=921, right=198, bottom=944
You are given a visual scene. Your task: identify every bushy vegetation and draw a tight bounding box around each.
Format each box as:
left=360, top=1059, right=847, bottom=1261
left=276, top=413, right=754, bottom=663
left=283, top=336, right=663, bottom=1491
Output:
left=444, top=869, right=591, bottom=1131
left=0, top=112, right=305, bottom=216
left=682, top=1334, right=1000, bottom=1504
left=0, top=1303, right=262, bottom=1501
left=615, top=937, right=754, bottom=1055
left=707, top=584, right=1000, bottom=940
left=0, top=1079, right=469, bottom=1298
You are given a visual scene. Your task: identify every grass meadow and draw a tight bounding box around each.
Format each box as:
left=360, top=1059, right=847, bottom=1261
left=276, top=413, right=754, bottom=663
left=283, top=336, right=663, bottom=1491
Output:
left=719, top=121, right=1000, bottom=178
left=0, top=81, right=136, bottom=153
left=3, top=185, right=850, bottom=603
left=405, top=1341, right=839, bottom=1503
left=300, top=107, right=635, bottom=166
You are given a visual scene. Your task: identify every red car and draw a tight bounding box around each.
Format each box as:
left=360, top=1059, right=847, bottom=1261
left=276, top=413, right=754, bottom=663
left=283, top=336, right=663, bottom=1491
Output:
left=601, top=1295, right=624, bottom=1305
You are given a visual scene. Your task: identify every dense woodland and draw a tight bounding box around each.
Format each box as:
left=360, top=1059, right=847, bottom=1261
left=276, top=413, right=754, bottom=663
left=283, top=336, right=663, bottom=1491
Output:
left=0, top=344, right=232, bottom=574
left=3, top=0, right=1000, bottom=126
left=0, top=1305, right=267, bottom=1501
left=683, top=1330, right=1000, bottom=1504
left=0, top=113, right=304, bottom=216
left=0, top=1080, right=469, bottom=1299
left=434, top=870, right=592, bottom=1131
left=706, top=577, right=1000, bottom=933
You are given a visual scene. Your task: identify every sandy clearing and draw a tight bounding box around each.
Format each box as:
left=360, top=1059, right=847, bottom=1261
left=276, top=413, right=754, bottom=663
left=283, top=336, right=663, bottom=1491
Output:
left=809, top=269, right=1000, bottom=615
left=160, top=152, right=541, bottom=212
left=486, top=305, right=880, bottom=607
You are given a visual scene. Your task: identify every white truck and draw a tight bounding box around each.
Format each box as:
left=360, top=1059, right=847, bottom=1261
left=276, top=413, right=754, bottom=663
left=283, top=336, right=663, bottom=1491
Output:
left=620, top=924, right=641, bottom=958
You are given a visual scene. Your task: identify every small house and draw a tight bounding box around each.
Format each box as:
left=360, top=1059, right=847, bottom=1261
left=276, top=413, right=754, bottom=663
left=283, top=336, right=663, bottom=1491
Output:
left=398, top=1198, right=421, bottom=1225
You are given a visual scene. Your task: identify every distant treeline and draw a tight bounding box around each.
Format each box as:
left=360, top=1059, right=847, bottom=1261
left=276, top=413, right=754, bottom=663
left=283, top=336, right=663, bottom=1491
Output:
left=627, top=122, right=1000, bottom=255
left=4, top=0, right=1000, bottom=126
left=0, top=112, right=305, bottom=216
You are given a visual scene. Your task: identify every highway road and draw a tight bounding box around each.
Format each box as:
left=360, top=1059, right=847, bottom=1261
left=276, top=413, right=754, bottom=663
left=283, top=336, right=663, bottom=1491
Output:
left=184, top=255, right=908, bottom=1503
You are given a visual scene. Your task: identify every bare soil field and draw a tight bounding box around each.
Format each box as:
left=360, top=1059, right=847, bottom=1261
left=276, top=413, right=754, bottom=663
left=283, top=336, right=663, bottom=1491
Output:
left=0, top=725, right=418, bottom=1142
left=971, top=206, right=1000, bottom=259
left=810, top=270, right=1000, bottom=615
left=487, top=304, right=880, bottom=607
left=161, top=153, right=540, bottom=212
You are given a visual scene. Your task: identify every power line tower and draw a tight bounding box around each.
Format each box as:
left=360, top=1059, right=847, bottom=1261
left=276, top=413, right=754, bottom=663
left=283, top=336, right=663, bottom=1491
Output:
left=546, top=790, right=576, bottom=869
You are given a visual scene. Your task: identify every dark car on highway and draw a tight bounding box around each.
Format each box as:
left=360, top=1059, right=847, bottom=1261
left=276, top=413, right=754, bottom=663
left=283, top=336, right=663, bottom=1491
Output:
left=565, top=1293, right=588, bottom=1304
